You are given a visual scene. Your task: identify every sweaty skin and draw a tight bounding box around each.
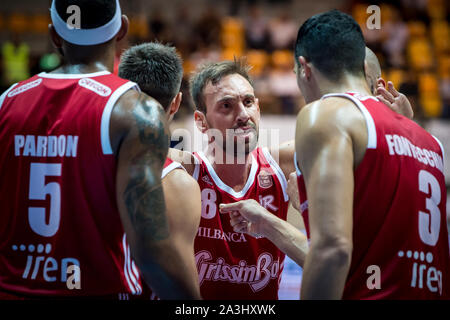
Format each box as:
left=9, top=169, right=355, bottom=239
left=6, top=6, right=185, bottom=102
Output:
left=117, top=43, right=202, bottom=299
left=295, top=96, right=368, bottom=299
left=211, top=49, right=414, bottom=277
left=49, top=13, right=200, bottom=299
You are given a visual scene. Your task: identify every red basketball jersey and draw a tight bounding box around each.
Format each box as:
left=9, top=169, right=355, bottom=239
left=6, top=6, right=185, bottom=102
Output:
left=162, top=157, right=185, bottom=179
left=296, top=91, right=450, bottom=299
left=0, top=71, right=150, bottom=298
left=192, top=147, right=289, bottom=299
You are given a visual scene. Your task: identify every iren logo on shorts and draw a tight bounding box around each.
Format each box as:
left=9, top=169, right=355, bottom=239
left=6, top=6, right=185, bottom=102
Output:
left=195, top=251, right=280, bottom=292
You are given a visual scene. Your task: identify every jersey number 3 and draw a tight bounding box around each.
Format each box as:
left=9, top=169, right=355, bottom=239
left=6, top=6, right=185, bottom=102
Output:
left=28, top=163, right=62, bottom=237
left=418, top=170, right=441, bottom=246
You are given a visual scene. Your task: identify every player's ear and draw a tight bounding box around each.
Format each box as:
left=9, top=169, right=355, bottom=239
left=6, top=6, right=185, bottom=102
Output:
left=116, top=15, right=129, bottom=42
left=298, top=56, right=311, bottom=80
left=376, top=77, right=386, bottom=89
left=194, top=110, right=208, bottom=133
left=49, top=24, right=64, bottom=56
left=168, top=92, right=182, bottom=121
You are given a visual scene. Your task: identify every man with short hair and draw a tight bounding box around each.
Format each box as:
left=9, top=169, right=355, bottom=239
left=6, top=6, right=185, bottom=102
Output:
left=220, top=10, right=449, bottom=299
left=293, top=10, right=449, bottom=299
left=365, top=47, right=414, bottom=120
left=170, top=59, right=299, bottom=299
left=172, top=47, right=416, bottom=298
left=119, top=42, right=201, bottom=299
left=0, top=0, right=199, bottom=299
left=292, top=12, right=449, bottom=298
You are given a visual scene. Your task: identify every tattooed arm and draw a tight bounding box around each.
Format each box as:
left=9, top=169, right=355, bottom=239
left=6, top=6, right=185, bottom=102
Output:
left=111, top=90, right=201, bottom=299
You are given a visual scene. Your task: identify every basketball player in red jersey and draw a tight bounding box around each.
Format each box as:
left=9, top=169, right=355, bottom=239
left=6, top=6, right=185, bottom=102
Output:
left=225, top=10, right=449, bottom=299
left=294, top=11, right=449, bottom=299
left=0, top=0, right=200, bottom=299
left=169, top=47, right=415, bottom=298
left=118, top=42, right=202, bottom=299
left=168, top=60, right=296, bottom=299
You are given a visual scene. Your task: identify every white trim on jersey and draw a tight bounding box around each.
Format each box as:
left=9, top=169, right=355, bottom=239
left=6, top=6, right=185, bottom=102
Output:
left=122, top=234, right=137, bottom=295
left=262, top=147, right=289, bottom=202
left=321, top=92, right=377, bottom=149
left=38, top=71, right=111, bottom=79
left=161, top=161, right=186, bottom=179
left=294, top=152, right=301, bottom=176
left=101, top=81, right=139, bottom=155
left=431, top=135, right=445, bottom=168
left=192, top=155, right=201, bottom=181
left=127, top=247, right=142, bottom=295
left=0, top=83, right=18, bottom=111
left=122, top=234, right=142, bottom=295
left=196, top=151, right=259, bottom=199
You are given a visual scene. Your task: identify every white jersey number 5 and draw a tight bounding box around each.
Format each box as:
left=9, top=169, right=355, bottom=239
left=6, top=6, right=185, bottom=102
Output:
left=28, top=163, right=62, bottom=237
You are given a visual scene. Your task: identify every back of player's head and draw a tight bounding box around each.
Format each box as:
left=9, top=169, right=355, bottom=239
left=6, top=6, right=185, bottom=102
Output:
left=54, top=0, right=116, bottom=29
left=365, top=47, right=381, bottom=79
left=190, top=58, right=253, bottom=113
left=51, top=0, right=123, bottom=47
left=294, top=10, right=366, bottom=82
left=119, top=42, right=183, bottom=111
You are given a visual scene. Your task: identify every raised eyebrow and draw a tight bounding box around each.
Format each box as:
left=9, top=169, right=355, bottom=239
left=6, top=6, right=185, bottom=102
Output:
left=217, top=96, right=237, bottom=103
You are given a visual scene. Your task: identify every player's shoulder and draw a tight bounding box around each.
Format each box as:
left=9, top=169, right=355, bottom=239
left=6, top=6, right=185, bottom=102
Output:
left=162, top=167, right=200, bottom=198
left=167, top=148, right=197, bottom=176
left=109, top=90, right=167, bottom=155
left=114, top=90, right=162, bottom=114
left=297, top=97, right=365, bottom=134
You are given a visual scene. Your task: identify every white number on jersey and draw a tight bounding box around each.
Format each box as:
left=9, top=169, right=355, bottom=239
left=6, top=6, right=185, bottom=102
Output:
left=28, top=163, right=62, bottom=237
left=418, top=170, right=441, bottom=246
left=201, top=188, right=217, bottom=219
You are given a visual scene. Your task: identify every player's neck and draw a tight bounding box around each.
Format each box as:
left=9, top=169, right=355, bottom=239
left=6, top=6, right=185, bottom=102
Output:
left=205, top=146, right=253, bottom=191
left=318, top=73, right=372, bottom=99
left=52, top=48, right=115, bottom=75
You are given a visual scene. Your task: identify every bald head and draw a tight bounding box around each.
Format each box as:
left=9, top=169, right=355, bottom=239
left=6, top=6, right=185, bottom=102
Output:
left=365, top=47, right=382, bottom=95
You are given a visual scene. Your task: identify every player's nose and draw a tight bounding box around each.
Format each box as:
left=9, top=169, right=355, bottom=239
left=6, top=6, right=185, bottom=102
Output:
left=236, top=102, right=250, bottom=124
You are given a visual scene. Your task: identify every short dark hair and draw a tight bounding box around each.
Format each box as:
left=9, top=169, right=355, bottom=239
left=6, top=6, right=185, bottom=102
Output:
left=119, top=42, right=183, bottom=110
left=55, top=0, right=116, bottom=29
left=294, top=10, right=366, bottom=81
left=190, top=59, right=253, bottom=113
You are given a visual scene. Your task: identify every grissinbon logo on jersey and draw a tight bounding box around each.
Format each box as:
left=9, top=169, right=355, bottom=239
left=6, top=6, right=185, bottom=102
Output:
left=14, top=135, right=79, bottom=158
left=195, top=250, right=280, bottom=292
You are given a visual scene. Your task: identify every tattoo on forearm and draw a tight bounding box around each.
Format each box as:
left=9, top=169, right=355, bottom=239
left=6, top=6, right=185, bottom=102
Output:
left=123, top=95, right=170, bottom=241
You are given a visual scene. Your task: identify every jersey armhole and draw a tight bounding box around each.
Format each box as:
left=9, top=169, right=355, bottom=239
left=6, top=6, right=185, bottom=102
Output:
left=294, top=152, right=301, bottom=176
left=0, top=83, right=19, bottom=112
left=100, top=81, right=139, bottom=155
left=321, top=93, right=377, bottom=149
left=262, top=147, right=289, bottom=202
left=161, top=161, right=187, bottom=179
left=192, top=154, right=201, bottom=181
left=431, top=135, right=445, bottom=169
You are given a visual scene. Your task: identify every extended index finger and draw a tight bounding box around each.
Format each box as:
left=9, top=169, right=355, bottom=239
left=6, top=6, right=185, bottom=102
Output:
left=219, top=201, right=242, bottom=213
